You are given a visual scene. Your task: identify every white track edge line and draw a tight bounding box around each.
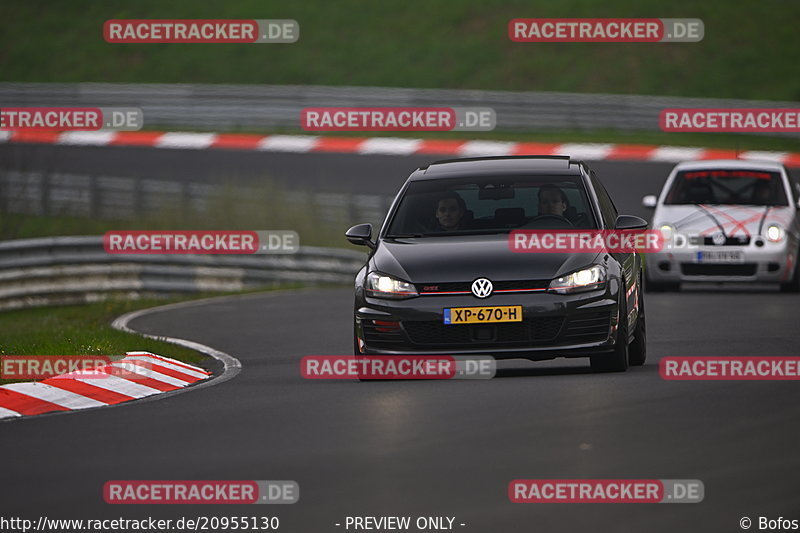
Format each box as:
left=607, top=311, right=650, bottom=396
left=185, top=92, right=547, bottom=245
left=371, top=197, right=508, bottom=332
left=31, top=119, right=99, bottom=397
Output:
left=0, top=294, right=254, bottom=423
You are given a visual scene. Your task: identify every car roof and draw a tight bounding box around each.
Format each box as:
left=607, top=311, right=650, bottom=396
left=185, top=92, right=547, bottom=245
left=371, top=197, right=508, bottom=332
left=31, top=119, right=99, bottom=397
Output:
left=672, top=159, right=786, bottom=172
left=410, top=156, right=586, bottom=180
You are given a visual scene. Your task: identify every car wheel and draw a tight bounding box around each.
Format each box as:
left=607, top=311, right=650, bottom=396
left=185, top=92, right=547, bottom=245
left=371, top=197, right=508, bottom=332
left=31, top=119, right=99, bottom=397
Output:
left=628, top=280, right=647, bottom=366
left=779, top=253, right=800, bottom=293
left=590, top=294, right=629, bottom=373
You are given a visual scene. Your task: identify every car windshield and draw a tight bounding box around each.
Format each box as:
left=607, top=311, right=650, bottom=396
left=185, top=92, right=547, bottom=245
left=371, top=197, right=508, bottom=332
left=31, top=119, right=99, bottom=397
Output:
left=664, top=169, right=788, bottom=206
left=385, top=175, right=597, bottom=237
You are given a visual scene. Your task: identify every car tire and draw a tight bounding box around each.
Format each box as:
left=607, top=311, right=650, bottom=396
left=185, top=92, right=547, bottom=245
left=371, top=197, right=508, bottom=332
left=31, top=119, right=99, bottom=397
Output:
left=590, top=293, right=629, bottom=373
left=779, top=253, right=800, bottom=293
left=628, top=280, right=647, bottom=366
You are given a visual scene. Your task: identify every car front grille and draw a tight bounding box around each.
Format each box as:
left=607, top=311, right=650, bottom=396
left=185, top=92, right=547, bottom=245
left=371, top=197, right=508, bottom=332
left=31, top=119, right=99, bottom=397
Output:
left=363, top=311, right=613, bottom=351
left=416, top=279, right=549, bottom=295
left=680, top=263, right=758, bottom=276
left=402, top=316, right=565, bottom=348
left=689, top=235, right=751, bottom=246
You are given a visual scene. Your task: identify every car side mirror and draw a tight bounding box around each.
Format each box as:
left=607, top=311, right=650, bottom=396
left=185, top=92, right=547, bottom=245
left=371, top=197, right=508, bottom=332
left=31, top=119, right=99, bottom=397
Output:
left=615, top=215, right=649, bottom=230
left=345, top=223, right=375, bottom=249
left=642, top=195, right=657, bottom=208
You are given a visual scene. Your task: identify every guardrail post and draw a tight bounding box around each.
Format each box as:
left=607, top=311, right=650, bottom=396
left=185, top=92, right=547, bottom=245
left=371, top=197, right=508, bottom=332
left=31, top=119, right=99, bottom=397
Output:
left=133, top=177, right=144, bottom=213
left=89, top=175, right=100, bottom=218
left=0, top=170, right=6, bottom=214
left=182, top=180, right=192, bottom=213
left=41, top=172, right=51, bottom=216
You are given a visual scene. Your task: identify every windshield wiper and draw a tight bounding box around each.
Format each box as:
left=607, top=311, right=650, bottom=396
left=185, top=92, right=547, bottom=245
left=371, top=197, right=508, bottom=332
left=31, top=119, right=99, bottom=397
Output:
left=384, top=233, right=427, bottom=238
left=386, top=229, right=513, bottom=238
left=423, top=229, right=512, bottom=237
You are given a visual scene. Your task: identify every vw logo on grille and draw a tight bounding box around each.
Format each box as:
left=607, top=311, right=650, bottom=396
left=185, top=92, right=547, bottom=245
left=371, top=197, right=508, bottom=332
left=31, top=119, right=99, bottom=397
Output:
left=712, top=232, right=726, bottom=245
left=471, top=278, right=493, bottom=298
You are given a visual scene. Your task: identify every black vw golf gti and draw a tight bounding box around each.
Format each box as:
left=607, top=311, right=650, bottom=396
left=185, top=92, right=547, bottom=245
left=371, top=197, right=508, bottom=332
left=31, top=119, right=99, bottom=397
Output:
left=346, top=156, right=648, bottom=372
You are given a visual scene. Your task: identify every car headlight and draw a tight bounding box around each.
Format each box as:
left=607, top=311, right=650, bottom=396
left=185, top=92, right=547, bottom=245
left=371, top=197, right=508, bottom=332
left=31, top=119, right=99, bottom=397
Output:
left=659, top=224, right=674, bottom=241
left=365, top=272, right=419, bottom=299
left=548, top=265, right=607, bottom=294
left=766, top=224, right=785, bottom=243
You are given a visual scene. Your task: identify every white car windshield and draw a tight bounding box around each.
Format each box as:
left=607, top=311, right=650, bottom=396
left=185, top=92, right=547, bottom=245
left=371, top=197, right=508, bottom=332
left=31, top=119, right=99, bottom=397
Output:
left=664, top=169, right=789, bottom=206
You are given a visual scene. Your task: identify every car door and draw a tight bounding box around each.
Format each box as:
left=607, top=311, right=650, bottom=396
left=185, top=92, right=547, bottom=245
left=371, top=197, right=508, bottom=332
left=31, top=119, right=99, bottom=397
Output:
left=590, top=171, right=640, bottom=333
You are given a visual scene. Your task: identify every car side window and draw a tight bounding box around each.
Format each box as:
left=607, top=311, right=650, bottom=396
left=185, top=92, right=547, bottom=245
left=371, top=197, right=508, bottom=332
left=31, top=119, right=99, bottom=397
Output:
left=590, top=173, right=618, bottom=228
left=786, top=168, right=800, bottom=205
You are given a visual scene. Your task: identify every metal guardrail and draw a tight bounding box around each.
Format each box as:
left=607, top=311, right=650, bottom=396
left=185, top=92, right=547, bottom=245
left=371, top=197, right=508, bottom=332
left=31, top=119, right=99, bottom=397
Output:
left=1, top=82, right=798, bottom=135
left=0, top=236, right=365, bottom=310
left=0, top=170, right=394, bottom=228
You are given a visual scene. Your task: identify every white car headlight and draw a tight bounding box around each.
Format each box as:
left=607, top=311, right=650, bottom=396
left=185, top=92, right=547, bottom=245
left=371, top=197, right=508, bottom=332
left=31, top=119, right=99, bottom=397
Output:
left=549, top=265, right=607, bottom=294
left=659, top=224, right=674, bottom=241
left=366, top=272, right=419, bottom=299
left=766, top=224, right=785, bottom=243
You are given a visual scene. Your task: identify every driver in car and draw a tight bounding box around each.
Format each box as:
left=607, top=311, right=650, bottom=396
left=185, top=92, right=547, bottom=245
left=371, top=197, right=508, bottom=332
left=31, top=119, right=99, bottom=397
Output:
left=538, top=185, right=569, bottom=217
left=435, top=191, right=467, bottom=231
left=751, top=180, right=774, bottom=205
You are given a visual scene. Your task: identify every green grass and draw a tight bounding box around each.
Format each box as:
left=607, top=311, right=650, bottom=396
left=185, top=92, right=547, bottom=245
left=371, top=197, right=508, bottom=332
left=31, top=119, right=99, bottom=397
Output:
left=0, top=297, right=206, bottom=385
left=0, top=288, right=307, bottom=385
left=1, top=0, right=798, bottom=100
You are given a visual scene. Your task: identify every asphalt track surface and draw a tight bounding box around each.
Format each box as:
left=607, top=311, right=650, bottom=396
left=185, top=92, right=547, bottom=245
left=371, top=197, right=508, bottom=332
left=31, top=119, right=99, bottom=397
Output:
left=2, top=145, right=800, bottom=532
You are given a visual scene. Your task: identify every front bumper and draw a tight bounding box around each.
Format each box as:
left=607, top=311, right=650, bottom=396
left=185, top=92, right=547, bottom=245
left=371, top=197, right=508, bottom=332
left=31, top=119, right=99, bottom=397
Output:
left=646, top=240, right=797, bottom=284
left=355, top=286, right=621, bottom=361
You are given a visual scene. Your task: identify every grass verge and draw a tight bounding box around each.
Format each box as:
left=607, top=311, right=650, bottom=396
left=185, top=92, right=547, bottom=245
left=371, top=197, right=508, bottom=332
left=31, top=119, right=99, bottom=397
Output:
left=1, top=0, right=798, bottom=100
left=0, top=287, right=303, bottom=385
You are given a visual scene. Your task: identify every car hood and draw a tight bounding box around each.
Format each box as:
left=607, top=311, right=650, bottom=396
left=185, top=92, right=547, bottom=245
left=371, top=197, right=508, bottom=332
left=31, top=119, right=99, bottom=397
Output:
left=371, top=235, right=603, bottom=283
left=654, top=204, right=795, bottom=237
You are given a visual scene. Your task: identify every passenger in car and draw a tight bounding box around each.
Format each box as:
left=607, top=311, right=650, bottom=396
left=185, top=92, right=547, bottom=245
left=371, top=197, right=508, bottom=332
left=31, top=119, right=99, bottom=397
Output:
left=538, top=185, right=569, bottom=216
left=435, top=191, right=467, bottom=231
left=751, top=180, right=774, bottom=205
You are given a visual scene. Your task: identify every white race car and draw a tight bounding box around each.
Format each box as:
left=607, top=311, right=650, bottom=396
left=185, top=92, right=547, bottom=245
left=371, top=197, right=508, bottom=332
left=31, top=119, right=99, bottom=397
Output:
left=642, top=159, right=800, bottom=291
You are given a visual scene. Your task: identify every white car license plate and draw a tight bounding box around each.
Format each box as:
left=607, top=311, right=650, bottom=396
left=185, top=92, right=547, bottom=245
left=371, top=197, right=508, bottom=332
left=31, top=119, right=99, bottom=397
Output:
left=695, top=250, right=744, bottom=263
